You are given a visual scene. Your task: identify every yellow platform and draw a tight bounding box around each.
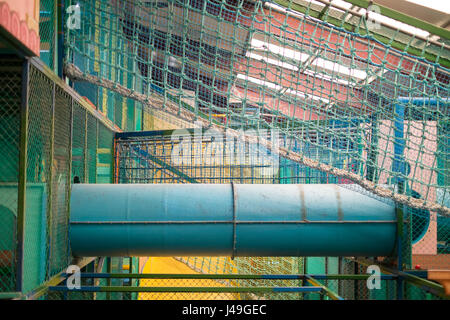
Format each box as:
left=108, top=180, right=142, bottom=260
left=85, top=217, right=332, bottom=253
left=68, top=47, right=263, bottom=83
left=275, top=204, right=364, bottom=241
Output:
left=139, top=257, right=240, bottom=300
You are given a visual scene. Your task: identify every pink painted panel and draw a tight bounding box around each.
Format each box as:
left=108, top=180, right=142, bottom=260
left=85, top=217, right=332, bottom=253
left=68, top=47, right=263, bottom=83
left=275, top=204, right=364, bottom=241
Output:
left=0, top=1, right=40, bottom=55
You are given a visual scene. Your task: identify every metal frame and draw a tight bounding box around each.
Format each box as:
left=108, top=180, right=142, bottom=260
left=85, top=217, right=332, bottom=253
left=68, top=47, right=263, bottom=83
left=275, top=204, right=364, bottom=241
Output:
left=45, top=268, right=448, bottom=300
left=272, top=0, right=450, bottom=67
left=57, top=273, right=398, bottom=280
left=15, top=59, right=30, bottom=292
left=46, top=82, right=56, bottom=280
left=46, top=272, right=402, bottom=300
left=31, top=57, right=116, bottom=132
left=353, top=258, right=448, bottom=299
left=23, top=257, right=96, bottom=300
left=49, top=285, right=325, bottom=294
left=341, top=0, right=450, bottom=39
left=2, top=56, right=119, bottom=299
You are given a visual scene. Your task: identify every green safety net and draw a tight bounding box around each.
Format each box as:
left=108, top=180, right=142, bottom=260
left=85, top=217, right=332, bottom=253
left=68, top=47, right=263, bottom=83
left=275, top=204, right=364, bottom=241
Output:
left=64, top=0, right=449, bottom=216
left=39, top=0, right=57, bottom=71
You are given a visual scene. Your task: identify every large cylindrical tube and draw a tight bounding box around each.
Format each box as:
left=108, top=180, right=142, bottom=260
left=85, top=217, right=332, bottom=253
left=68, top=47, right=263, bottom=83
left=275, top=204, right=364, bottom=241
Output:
left=69, top=184, right=397, bottom=257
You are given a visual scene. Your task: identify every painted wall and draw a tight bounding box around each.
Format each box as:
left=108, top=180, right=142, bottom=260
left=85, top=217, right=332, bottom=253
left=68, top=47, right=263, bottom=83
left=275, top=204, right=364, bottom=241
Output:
left=0, top=0, right=40, bottom=55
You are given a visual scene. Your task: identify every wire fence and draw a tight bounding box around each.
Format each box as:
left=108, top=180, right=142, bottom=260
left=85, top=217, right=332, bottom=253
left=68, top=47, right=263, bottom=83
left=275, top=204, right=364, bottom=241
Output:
left=45, top=256, right=446, bottom=300
left=0, top=56, right=116, bottom=296
left=0, top=57, right=23, bottom=293
left=115, top=126, right=360, bottom=184
left=39, top=0, right=57, bottom=71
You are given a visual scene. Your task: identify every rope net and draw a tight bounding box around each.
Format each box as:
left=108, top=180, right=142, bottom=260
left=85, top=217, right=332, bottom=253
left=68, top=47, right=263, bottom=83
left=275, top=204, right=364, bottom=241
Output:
left=65, top=0, right=449, bottom=214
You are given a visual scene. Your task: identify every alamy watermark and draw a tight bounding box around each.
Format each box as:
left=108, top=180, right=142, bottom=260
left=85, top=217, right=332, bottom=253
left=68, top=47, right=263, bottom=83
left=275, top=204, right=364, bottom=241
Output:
left=366, top=5, right=382, bottom=31
left=170, top=122, right=280, bottom=178
left=366, top=265, right=381, bottom=290
left=66, top=4, right=81, bottom=30
left=66, top=265, right=81, bottom=290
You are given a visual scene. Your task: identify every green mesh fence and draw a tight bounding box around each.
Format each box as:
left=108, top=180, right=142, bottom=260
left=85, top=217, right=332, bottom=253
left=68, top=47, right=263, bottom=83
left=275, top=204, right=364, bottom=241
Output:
left=48, top=86, right=72, bottom=277
left=0, top=58, right=23, bottom=293
left=86, top=115, right=98, bottom=183
left=115, top=127, right=359, bottom=184
left=97, top=124, right=114, bottom=183
left=338, top=258, right=396, bottom=300
left=24, top=64, right=53, bottom=292
left=46, top=257, right=140, bottom=300
left=0, top=56, right=116, bottom=297
left=40, top=0, right=57, bottom=71
left=72, top=103, right=86, bottom=183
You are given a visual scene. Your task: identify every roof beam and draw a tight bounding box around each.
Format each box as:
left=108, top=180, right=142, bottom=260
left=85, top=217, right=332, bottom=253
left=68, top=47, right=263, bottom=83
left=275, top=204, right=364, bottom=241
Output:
left=342, top=0, right=450, bottom=39
left=272, top=0, right=450, bottom=68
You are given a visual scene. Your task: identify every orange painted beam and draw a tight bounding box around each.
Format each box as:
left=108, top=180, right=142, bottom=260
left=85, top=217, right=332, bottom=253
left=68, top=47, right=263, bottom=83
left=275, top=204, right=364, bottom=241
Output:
left=428, top=270, right=450, bottom=296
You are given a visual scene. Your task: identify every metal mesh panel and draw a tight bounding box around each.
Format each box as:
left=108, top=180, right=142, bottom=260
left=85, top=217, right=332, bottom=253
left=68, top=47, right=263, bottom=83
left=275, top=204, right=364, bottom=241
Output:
left=23, top=64, right=53, bottom=293
left=115, top=128, right=356, bottom=184
left=48, top=86, right=72, bottom=277
left=114, top=94, right=123, bottom=129
left=167, top=257, right=304, bottom=300
left=86, top=115, right=98, bottom=183
left=437, top=213, right=450, bottom=255
left=72, top=103, right=86, bottom=183
left=47, top=260, right=97, bottom=300
left=404, top=282, right=444, bottom=300
left=126, top=100, right=136, bottom=132
left=97, top=124, right=114, bottom=183
left=0, top=58, right=23, bottom=292
left=0, top=58, right=117, bottom=297
left=400, top=207, right=412, bottom=270
left=412, top=119, right=450, bottom=266
left=337, top=259, right=386, bottom=300
left=39, top=0, right=56, bottom=70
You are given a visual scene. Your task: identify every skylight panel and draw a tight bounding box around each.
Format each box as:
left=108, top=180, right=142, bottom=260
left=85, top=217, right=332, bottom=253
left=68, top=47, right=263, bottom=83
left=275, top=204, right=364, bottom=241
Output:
left=246, top=52, right=300, bottom=71
left=236, top=74, right=330, bottom=104
left=406, top=0, right=450, bottom=14
left=312, top=57, right=367, bottom=80
left=250, top=38, right=310, bottom=63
